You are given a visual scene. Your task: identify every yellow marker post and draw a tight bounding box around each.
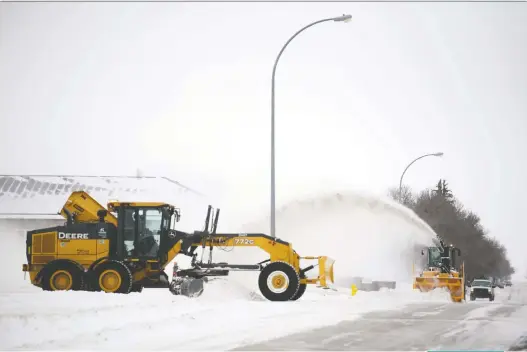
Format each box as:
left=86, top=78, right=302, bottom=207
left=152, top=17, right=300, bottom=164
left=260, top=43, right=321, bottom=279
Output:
left=351, top=284, right=358, bottom=296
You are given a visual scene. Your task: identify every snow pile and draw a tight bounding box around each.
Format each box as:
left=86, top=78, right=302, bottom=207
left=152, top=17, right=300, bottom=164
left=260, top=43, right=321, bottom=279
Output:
left=200, top=277, right=266, bottom=302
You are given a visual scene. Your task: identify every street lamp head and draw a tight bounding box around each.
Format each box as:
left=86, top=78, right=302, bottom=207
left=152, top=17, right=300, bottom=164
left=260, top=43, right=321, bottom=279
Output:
left=334, top=14, right=352, bottom=23
left=433, top=152, right=444, bottom=157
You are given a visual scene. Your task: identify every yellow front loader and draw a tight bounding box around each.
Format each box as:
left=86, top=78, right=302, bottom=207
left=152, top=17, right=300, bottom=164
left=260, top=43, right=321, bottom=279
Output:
left=413, top=241, right=465, bottom=303
left=22, top=191, right=335, bottom=301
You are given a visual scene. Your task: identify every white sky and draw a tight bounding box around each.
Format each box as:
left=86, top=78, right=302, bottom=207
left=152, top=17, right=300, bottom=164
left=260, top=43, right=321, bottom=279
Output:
left=1, top=2, right=526, bottom=274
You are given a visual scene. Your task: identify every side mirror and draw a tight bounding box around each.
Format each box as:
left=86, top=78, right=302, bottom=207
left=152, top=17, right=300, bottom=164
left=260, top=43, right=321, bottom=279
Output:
left=175, top=209, right=181, bottom=222
left=421, top=250, right=425, bottom=256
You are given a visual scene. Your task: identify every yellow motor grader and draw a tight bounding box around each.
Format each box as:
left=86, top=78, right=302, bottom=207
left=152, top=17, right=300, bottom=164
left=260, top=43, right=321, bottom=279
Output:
left=22, top=191, right=335, bottom=301
left=413, top=240, right=465, bottom=303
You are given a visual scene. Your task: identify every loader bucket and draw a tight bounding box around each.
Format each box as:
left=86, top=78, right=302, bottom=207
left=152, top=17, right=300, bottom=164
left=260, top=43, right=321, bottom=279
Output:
left=318, top=256, right=335, bottom=288
left=414, top=276, right=464, bottom=302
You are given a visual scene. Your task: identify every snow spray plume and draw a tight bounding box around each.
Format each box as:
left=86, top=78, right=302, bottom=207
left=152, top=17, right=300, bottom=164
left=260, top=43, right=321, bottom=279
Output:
left=235, top=191, right=439, bottom=286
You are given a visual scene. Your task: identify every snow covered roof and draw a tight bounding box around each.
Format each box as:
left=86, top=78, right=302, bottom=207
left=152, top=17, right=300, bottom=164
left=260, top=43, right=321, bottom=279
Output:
left=0, top=175, right=207, bottom=225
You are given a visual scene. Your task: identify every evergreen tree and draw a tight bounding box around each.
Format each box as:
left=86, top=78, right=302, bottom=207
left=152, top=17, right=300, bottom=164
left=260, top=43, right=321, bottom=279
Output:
left=433, top=179, right=453, bottom=200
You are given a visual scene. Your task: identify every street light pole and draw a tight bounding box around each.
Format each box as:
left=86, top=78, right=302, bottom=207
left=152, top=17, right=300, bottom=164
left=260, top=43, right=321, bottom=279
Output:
left=270, top=14, right=352, bottom=238
left=399, top=152, right=444, bottom=200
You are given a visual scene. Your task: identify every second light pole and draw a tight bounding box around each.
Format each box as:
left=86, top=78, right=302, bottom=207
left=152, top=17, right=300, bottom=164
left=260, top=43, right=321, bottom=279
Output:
left=399, top=152, right=444, bottom=200
left=270, top=14, right=352, bottom=238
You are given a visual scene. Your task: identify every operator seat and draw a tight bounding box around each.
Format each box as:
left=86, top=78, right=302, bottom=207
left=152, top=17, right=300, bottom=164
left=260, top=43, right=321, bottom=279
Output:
left=137, top=215, right=159, bottom=257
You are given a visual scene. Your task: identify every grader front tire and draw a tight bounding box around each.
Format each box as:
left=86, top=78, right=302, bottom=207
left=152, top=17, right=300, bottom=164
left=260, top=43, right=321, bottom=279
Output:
left=258, top=261, right=300, bottom=301
left=290, top=273, right=307, bottom=301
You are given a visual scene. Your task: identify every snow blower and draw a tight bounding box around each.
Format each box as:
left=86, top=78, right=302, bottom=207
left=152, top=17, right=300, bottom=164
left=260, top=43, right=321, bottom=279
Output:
left=413, top=240, right=465, bottom=303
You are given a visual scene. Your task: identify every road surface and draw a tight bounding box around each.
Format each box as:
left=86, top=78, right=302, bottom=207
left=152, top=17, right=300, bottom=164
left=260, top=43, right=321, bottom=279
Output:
left=235, top=284, right=527, bottom=351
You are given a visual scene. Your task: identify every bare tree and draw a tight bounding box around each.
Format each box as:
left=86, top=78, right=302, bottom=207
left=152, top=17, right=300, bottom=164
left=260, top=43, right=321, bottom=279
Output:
left=387, top=185, right=415, bottom=208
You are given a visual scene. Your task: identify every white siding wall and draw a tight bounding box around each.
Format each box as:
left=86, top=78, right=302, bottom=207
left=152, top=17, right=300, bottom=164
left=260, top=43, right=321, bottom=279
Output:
left=0, top=218, right=64, bottom=234
left=1, top=219, right=64, bottom=293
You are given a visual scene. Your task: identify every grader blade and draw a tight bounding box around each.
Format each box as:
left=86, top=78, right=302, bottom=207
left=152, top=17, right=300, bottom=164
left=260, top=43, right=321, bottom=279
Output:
left=318, top=256, right=335, bottom=288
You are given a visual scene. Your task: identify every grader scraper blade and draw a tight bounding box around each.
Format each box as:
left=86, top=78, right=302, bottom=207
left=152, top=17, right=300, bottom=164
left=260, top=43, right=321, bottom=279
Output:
left=298, top=256, right=335, bottom=288
left=319, top=256, right=335, bottom=288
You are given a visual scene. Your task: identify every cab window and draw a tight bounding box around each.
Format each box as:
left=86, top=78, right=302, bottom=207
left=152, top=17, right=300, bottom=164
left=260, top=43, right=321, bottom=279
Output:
left=136, top=209, right=162, bottom=257
left=428, top=247, right=441, bottom=266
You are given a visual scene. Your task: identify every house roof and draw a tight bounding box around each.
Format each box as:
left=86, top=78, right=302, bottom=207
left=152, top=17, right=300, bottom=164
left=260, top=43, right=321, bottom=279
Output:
left=0, top=175, right=208, bottom=224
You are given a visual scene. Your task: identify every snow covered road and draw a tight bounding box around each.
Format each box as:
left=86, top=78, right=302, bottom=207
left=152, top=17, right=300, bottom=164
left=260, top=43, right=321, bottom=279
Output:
left=236, top=283, right=527, bottom=351
left=3, top=281, right=525, bottom=351
left=0, top=278, right=453, bottom=351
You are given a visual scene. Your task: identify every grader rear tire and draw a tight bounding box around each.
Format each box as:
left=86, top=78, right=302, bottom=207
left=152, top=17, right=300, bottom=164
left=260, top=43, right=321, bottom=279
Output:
left=41, top=262, right=84, bottom=292
left=258, top=261, right=300, bottom=301
left=95, top=261, right=133, bottom=294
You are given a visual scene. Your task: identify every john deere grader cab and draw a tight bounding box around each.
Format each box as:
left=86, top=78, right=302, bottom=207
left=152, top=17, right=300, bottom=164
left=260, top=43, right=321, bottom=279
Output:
left=413, top=240, right=465, bottom=303
left=22, top=191, right=335, bottom=301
